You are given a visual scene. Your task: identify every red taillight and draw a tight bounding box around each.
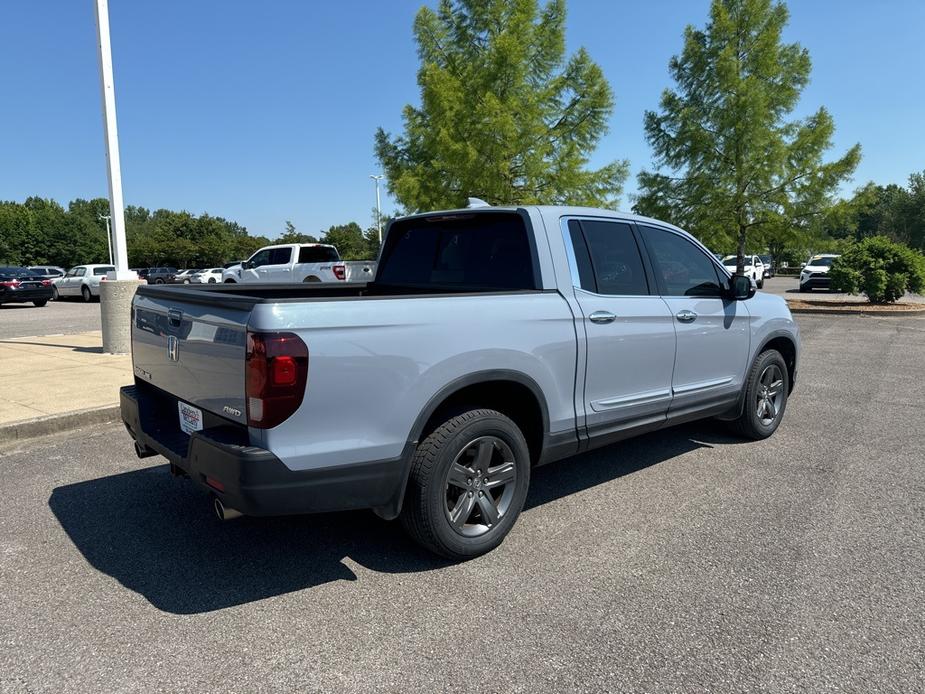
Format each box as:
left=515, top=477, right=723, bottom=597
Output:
left=0, top=280, right=20, bottom=288
left=245, top=331, right=308, bottom=429
left=332, top=264, right=346, bottom=281
left=41, top=279, right=52, bottom=286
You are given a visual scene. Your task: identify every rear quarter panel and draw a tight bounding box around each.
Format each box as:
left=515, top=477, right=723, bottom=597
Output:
left=249, top=292, right=577, bottom=471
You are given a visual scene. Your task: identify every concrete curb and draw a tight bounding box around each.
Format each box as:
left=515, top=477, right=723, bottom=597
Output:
left=788, top=305, right=925, bottom=316
left=0, top=405, right=121, bottom=448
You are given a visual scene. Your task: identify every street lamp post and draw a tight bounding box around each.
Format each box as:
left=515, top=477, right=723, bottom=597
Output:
left=370, top=174, right=384, bottom=246
left=99, top=214, right=113, bottom=265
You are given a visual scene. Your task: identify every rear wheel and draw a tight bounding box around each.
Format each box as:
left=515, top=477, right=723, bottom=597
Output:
left=208, top=278, right=216, bottom=284
left=729, top=349, right=789, bottom=440
left=81, top=285, right=91, bottom=302
left=400, top=409, right=530, bottom=559
left=33, top=299, right=48, bottom=307
left=303, top=276, right=321, bottom=283
left=757, top=277, right=764, bottom=289
left=154, top=278, right=165, bottom=284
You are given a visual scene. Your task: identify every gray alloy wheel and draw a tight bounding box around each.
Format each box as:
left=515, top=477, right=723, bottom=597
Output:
left=755, top=364, right=784, bottom=426
left=444, top=436, right=517, bottom=537
left=51, top=285, right=59, bottom=301
left=208, top=277, right=216, bottom=283
left=400, top=408, right=530, bottom=559
left=81, top=285, right=91, bottom=302
left=729, top=348, right=789, bottom=440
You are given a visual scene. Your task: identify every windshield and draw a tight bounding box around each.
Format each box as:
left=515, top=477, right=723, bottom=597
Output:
left=808, top=257, right=835, bottom=267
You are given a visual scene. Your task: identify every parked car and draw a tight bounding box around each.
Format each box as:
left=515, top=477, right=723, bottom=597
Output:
left=799, top=254, right=839, bottom=292
left=222, top=244, right=350, bottom=284
left=132, top=268, right=152, bottom=281
left=0, top=266, right=54, bottom=307
left=27, top=266, right=66, bottom=280
left=147, top=267, right=179, bottom=284
left=722, top=254, right=765, bottom=288
left=171, top=269, right=200, bottom=284
left=121, top=205, right=800, bottom=559
left=52, top=264, right=116, bottom=302
left=189, top=268, right=224, bottom=284
left=758, top=255, right=775, bottom=278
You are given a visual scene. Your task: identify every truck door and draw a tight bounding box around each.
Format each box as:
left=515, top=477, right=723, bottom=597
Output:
left=636, top=224, right=749, bottom=417
left=562, top=219, right=676, bottom=440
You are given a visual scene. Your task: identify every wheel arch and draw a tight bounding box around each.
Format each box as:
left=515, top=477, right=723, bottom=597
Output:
left=409, top=370, right=550, bottom=467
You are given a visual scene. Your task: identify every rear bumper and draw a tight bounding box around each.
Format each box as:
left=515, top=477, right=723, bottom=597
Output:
left=120, top=383, right=409, bottom=519
left=0, top=287, right=53, bottom=303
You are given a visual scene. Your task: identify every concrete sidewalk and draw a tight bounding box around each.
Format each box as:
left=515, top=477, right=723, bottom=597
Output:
left=0, top=331, right=130, bottom=443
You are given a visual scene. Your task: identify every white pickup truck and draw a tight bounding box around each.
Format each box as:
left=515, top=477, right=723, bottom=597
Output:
left=121, top=205, right=799, bottom=559
left=222, top=243, right=377, bottom=284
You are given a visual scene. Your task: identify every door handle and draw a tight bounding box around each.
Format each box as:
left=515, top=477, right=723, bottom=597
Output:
left=675, top=309, right=697, bottom=323
left=588, top=310, right=616, bottom=324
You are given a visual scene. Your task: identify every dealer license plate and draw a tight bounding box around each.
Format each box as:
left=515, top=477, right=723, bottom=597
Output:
left=178, top=401, right=203, bottom=435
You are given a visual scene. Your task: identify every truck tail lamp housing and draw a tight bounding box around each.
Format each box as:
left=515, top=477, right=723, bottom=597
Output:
left=332, top=264, right=346, bottom=281
left=245, top=331, right=308, bottom=428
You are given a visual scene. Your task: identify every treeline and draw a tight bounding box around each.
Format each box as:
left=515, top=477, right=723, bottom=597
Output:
left=0, top=197, right=383, bottom=269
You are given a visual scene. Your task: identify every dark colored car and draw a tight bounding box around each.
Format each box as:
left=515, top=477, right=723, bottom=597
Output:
left=0, top=266, right=54, bottom=307
left=146, top=267, right=179, bottom=284
left=28, top=266, right=66, bottom=279
left=132, top=268, right=151, bottom=281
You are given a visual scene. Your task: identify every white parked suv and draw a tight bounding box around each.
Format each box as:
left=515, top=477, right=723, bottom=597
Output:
left=722, top=254, right=765, bottom=289
left=223, top=244, right=345, bottom=284
left=799, top=254, right=839, bottom=292
left=52, top=264, right=116, bottom=302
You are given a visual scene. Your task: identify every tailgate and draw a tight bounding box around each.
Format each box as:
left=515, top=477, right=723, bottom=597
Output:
left=131, top=291, right=250, bottom=424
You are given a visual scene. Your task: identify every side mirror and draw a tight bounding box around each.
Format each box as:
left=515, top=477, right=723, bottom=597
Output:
left=728, top=274, right=756, bottom=300
left=800, top=262, right=806, bottom=268
left=243, top=260, right=254, bottom=270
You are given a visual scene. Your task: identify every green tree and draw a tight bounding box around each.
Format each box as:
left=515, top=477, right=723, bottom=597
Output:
left=277, top=220, right=318, bottom=244
left=320, top=222, right=370, bottom=260
left=829, top=236, right=925, bottom=303
left=634, top=0, right=861, bottom=273
left=375, top=0, right=628, bottom=212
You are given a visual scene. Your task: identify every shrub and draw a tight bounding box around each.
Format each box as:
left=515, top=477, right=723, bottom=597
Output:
left=829, top=236, right=925, bottom=303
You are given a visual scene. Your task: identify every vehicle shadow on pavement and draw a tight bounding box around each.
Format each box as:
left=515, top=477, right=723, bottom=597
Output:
left=48, top=421, right=741, bottom=615
left=3, top=340, right=104, bottom=353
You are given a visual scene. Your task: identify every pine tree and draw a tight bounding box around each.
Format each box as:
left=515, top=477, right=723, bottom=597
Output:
left=375, top=0, right=627, bottom=212
left=634, top=0, right=861, bottom=272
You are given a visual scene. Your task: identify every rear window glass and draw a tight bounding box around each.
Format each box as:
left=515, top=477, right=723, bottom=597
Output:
left=93, top=267, right=115, bottom=276
left=0, top=266, right=30, bottom=277
left=378, top=213, right=535, bottom=290
left=298, top=246, right=340, bottom=263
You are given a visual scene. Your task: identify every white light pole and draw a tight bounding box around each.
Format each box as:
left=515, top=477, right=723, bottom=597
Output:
left=95, top=0, right=138, bottom=354
left=370, top=174, right=384, bottom=246
left=99, top=214, right=113, bottom=265
left=94, top=0, right=133, bottom=280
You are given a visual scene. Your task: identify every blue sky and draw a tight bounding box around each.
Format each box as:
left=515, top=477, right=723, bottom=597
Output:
left=1, top=1, right=923, bottom=238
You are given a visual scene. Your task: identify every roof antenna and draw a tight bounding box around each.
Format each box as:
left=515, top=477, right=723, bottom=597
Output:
left=467, top=197, right=491, bottom=208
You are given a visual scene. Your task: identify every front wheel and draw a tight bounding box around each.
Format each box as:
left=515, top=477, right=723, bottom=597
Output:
left=208, top=278, right=216, bottom=284
left=400, top=409, right=531, bottom=559
left=757, top=278, right=764, bottom=289
left=81, top=285, right=91, bottom=302
left=729, top=349, right=789, bottom=440
left=51, top=286, right=60, bottom=301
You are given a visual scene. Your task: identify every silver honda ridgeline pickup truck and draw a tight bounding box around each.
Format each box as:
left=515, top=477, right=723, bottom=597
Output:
left=121, top=206, right=799, bottom=559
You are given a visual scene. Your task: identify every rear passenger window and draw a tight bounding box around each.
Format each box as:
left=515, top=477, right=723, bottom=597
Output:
left=566, top=220, right=649, bottom=295
left=638, top=225, right=724, bottom=297
left=298, top=246, right=340, bottom=263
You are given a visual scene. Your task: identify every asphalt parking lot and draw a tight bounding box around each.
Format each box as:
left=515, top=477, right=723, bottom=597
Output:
left=1, top=313, right=923, bottom=693
left=0, top=299, right=101, bottom=338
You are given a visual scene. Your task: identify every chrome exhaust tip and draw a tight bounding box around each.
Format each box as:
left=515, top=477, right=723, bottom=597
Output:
left=213, top=495, right=243, bottom=521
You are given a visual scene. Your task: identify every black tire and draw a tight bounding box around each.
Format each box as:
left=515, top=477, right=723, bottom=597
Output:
left=400, top=409, right=531, bottom=559
left=224, top=278, right=236, bottom=283
left=729, top=349, right=789, bottom=440
left=81, top=285, right=91, bottom=303
left=33, top=299, right=48, bottom=307
left=757, top=278, right=764, bottom=289
left=51, top=286, right=59, bottom=301
left=154, top=278, right=165, bottom=285
left=799, top=284, right=810, bottom=293
left=208, top=278, right=216, bottom=284
left=304, top=276, right=321, bottom=283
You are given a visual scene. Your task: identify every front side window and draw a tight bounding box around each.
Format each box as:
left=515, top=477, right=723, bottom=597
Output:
left=567, top=220, right=649, bottom=296
left=638, top=226, right=724, bottom=297
left=248, top=250, right=271, bottom=268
